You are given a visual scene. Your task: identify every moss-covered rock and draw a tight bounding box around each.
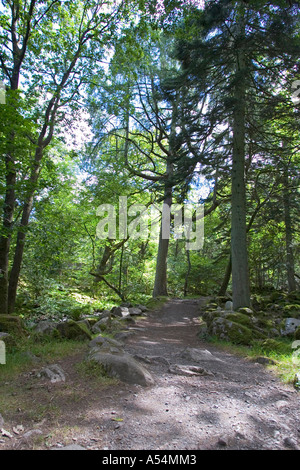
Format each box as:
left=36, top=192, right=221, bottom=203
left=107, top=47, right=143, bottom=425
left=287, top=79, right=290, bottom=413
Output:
left=294, top=326, right=300, bottom=340
left=0, top=314, right=26, bottom=337
left=0, top=331, right=17, bottom=350
left=282, top=304, right=300, bottom=318
left=56, top=320, right=92, bottom=341
left=226, top=312, right=253, bottom=328
left=238, top=307, right=254, bottom=316
left=208, top=317, right=254, bottom=345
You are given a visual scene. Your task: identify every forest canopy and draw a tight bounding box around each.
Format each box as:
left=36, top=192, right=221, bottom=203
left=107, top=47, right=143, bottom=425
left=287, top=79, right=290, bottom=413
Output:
left=0, top=0, right=299, bottom=318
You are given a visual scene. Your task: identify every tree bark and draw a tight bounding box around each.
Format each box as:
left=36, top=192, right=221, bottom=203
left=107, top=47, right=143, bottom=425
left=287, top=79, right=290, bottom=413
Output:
left=0, top=155, right=16, bottom=314
left=7, top=147, right=43, bottom=313
left=152, top=167, right=172, bottom=297
left=218, top=254, right=232, bottom=297
left=231, top=8, right=251, bottom=310
left=283, top=168, right=296, bottom=292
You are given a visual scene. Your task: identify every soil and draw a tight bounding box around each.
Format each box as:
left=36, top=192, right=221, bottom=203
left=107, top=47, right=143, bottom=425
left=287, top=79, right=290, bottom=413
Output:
left=1, top=298, right=300, bottom=451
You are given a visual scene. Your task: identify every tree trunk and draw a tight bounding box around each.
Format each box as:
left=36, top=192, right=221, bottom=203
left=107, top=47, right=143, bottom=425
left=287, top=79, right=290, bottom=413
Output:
left=7, top=147, right=43, bottom=314
left=231, top=9, right=251, bottom=310
left=0, top=156, right=16, bottom=314
left=218, top=254, right=232, bottom=297
left=183, top=248, right=191, bottom=297
left=152, top=176, right=172, bottom=297
left=283, top=169, right=296, bottom=292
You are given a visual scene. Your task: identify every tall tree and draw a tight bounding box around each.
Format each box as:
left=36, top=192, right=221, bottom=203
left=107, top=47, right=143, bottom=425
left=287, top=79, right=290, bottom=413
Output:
left=0, top=0, right=125, bottom=314
left=173, top=0, right=300, bottom=308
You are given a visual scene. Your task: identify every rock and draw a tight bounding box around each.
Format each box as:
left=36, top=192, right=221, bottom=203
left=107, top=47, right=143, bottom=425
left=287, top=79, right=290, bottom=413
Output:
left=111, top=306, right=130, bottom=317
left=225, top=301, right=233, bottom=311
left=0, top=315, right=26, bottom=337
left=40, top=364, right=66, bottom=383
left=91, top=317, right=112, bottom=333
left=238, top=307, right=254, bottom=316
left=56, top=320, right=92, bottom=341
left=217, top=436, right=228, bottom=447
left=128, top=307, right=143, bottom=316
left=87, top=349, right=155, bottom=386
left=208, top=316, right=254, bottom=345
left=136, top=304, right=148, bottom=312
left=22, top=429, right=43, bottom=439
left=275, top=400, right=290, bottom=410
left=181, top=347, right=224, bottom=363
left=283, top=437, right=299, bottom=450
left=118, top=315, right=136, bottom=325
left=281, top=318, right=300, bottom=337
left=169, top=364, right=214, bottom=377
left=88, top=335, right=124, bottom=351
left=114, top=331, right=135, bottom=341
left=34, top=320, right=57, bottom=335
left=269, top=327, right=280, bottom=337
left=134, top=355, right=170, bottom=366
left=294, top=326, right=300, bottom=340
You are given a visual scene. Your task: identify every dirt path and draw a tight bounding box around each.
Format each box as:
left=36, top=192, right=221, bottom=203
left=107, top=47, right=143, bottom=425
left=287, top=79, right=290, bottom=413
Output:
left=1, top=298, right=300, bottom=450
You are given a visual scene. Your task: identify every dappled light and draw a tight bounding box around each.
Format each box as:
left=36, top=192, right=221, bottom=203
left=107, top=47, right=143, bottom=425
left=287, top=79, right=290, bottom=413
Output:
left=0, top=0, right=299, bottom=453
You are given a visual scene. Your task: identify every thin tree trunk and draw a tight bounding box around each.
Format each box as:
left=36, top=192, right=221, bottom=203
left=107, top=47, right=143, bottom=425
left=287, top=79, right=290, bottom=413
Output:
left=8, top=147, right=43, bottom=313
left=0, top=156, right=16, bottom=314
left=218, top=254, right=232, bottom=297
left=231, top=8, right=251, bottom=310
left=183, top=249, right=191, bottom=297
left=152, top=173, right=172, bottom=297
left=283, top=169, right=296, bottom=292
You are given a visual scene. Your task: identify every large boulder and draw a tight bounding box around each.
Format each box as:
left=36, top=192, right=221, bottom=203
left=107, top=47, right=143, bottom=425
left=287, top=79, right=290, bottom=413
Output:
left=208, top=316, right=254, bottom=345
left=0, top=315, right=26, bottom=337
left=87, top=335, right=154, bottom=386
left=56, top=320, right=92, bottom=341
left=87, top=348, right=155, bottom=386
left=33, top=320, right=58, bottom=336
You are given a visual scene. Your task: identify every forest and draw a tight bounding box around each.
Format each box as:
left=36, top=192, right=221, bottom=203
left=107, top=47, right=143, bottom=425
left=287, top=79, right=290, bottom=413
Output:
left=0, top=0, right=299, bottom=324
left=1, top=0, right=300, bottom=452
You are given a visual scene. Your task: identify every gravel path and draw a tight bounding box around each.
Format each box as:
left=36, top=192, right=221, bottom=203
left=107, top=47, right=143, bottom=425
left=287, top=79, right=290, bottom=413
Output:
left=1, top=298, right=300, bottom=451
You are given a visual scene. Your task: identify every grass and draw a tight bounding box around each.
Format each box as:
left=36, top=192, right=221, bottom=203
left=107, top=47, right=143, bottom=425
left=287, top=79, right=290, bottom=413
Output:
left=75, top=358, right=118, bottom=385
left=0, top=336, right=87, bottom=381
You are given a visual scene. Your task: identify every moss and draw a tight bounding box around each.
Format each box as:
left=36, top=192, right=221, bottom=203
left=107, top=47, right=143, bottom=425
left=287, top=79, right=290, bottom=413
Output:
left=202, top=310, right=223, bottom=323
left=294, top=326, right=300, bottom=340
left=226, top=312, right=253, bottom=328
left=225, top=321, right=253, bottom=345
left=0, top=315, right=26, bottom=337
left=56, top=320, right=92, bottom=341
left=282, top=304, right=300, bottom=316
left=209, top=317, right=253, bottom=345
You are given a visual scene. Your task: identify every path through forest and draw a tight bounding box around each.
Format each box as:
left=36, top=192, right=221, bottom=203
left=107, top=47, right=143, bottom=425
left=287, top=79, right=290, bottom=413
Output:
left=1, top=298, right=300, bottom=451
